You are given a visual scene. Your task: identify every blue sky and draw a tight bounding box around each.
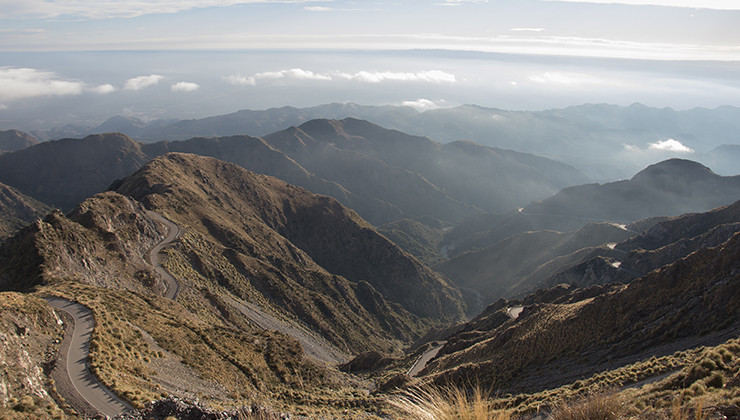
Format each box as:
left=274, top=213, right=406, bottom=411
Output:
left=1, top=0, right=739, bottom=128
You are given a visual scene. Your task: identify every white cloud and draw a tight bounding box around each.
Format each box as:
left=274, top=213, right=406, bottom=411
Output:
left=400, top=99, right=446, bottom=111
left=171, top=81, right=200, bottom=92
left=223, top=74, right=256, bottom=86
left=304, top=6, right=333, bottom=11
left=255, top=68, right=332, bottom=81
left=648, top=138, right=695, bottom=153
left=0, top=0, right=335, bottom=20
left=337, top=70, right=456, bottom=83
left=225, top=68, right=457, bottom=86
left=0, top=67, right=85, bottom=102
left=541, top=0, right=740, bottom=10
left=123, top=74, right=164, bottom=91
left=89, top=83, right=116, bottom=94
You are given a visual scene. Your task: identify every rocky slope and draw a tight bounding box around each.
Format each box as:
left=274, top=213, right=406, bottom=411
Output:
left=436, top=222, right=636, bottom=303
left=114, top=153, right=464, bottom=330
left=415, top=205, right=740, bottom=394
left=0, top=292, right=65, bottom=419
left=0, top=192, right=168, bottom=293
left=0, top=182, right=52, bottom=239
left=543, top=199, right=740, bottom=289
left=0, top=152, right=468, bottom=416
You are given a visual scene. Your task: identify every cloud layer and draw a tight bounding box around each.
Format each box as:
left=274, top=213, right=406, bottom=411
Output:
left=224, top=68, right=457, bottom=86
left=542, top=0, right=740, bottom=10
left=0, top=0, right=332, bottom=19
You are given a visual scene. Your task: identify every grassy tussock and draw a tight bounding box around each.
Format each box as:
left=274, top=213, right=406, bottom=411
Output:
left=549, top=392, right=624, bottom=420
left=389, top=385, right=510, bottom=420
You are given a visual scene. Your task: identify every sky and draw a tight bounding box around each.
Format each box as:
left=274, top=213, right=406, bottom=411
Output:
left=1, top=0, right=739, bottom=129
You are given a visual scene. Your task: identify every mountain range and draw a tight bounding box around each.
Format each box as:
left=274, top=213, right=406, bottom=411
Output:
left=1, top=110, right=739, bottom=418
left=0, top=119, right=587, bottom=228
left=28, top=102, right=740, bottom=180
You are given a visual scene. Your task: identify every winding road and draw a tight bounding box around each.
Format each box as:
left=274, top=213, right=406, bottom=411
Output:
left=44, top=297, right=133, bottom=417
left=44, top=210, right=181, bottom=417
left=146, top=211, right=182, bottom=300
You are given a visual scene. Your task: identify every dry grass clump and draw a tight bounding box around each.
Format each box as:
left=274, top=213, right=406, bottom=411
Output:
left=389, top=385, right=511, bottom=420
left=549, top=391, right=624, bottom=420
left=0, top=395, right=66, bottom=419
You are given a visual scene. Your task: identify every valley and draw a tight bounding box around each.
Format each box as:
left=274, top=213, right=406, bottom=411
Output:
left=0, top=114, right=739, bottom=419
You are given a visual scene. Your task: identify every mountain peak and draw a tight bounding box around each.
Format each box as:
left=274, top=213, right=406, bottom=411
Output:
left=0, top=129, right=39, bottom=152
left=631, top=158, right=716, bottom=183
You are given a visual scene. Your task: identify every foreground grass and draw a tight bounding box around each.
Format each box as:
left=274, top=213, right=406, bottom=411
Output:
left=387, top=336, right=740, bottom=419
left=390, top=385, right=511, bottom=420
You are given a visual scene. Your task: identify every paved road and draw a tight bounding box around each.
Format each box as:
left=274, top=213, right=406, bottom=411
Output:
left=407, top=342, right=445, bottom=377
left=146, top=211, right=182, bottom=300
left=44, top=297, right=133, bottom=417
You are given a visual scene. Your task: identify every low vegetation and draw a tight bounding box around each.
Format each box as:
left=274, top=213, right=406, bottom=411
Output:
left=385, top=336, right=740, bottom=419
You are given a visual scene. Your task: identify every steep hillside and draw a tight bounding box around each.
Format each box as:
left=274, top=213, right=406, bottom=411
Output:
left=540, top=200, right=740, bottom=291
left=0, top=133, right=149, bottom=210
left=0, top=292, right=65, bottom=419
left=421, top=231, right=740, bottom=393
left=436, top=222, right=635, bottom=303
left=141, top=135, right=403, bottom=225
left=113, top=153, right=464, bottom=348
left=0, top=130, right=38, bottom=152
left=444, top=159, right=740, bottom=258
left=0, top=192, right=168, bottom=293
left=0, top=119, right=587, bottom=231
left=0, top=152, right=469, bottom=416
left=525, top=159, right=740, bottom=222
left=265, top=118, right=587, bottom=220
left=0, top=182, right=52, bottom=239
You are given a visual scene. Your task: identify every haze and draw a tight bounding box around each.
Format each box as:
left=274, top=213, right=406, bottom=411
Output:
left=1, top=0, right=739, bottom=130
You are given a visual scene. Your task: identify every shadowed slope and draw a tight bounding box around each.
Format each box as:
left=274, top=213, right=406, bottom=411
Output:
left=114, top=153, right=465, bottom=351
